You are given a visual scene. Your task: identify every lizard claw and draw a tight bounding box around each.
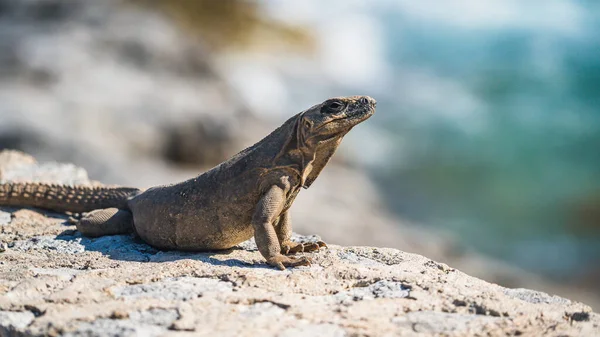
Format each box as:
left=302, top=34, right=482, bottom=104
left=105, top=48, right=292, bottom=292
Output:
left=281, top=244, right=292, bottom=255
left=274, top=262, right=286, bottom=270
left=287, top=256, right=311, bottom=268
left=280, top=240, right=328, bottom=255
left=300, top=240, right=327, bottom=253
left=267, top=255, right=312, bottom=270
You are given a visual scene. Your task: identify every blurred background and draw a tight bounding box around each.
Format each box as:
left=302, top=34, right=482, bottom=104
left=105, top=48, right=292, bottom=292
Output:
left=0, top=0, right=599, bottom=308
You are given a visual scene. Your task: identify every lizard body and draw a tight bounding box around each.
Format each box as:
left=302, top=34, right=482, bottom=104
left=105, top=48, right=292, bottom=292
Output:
left=0, top=96, right=376, bottom=269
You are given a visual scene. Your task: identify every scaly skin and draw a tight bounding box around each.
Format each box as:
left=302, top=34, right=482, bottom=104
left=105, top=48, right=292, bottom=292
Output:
left=0, top=96, right=376, bottom=269
left=0, top=183, right=139, bottom=213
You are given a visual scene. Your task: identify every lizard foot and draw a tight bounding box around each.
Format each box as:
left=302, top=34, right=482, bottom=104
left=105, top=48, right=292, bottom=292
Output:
left=281, top=240, right=327, bottom=255
left=267, top=255, right=312, bottom=270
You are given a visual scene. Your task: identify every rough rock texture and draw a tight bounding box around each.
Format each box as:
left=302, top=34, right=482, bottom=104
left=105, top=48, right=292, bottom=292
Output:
left=1, top=161, right=599, bottom=336
left=2, top=209, right=599, bottom=337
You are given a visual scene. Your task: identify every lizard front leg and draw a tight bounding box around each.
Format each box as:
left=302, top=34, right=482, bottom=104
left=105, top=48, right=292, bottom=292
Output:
left=252, top=185, right=311, bottom=270
left=276, top=211, right=327, bottom=255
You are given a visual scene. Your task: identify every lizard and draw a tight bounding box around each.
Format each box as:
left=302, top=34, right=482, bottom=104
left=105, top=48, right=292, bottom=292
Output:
left=0, top=96, right=376, bottom=269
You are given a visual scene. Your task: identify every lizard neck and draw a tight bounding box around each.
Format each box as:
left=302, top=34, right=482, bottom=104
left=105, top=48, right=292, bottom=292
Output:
left=272, top=114, right=318, bottom=187
left=273, top=145, right=317, bottom=186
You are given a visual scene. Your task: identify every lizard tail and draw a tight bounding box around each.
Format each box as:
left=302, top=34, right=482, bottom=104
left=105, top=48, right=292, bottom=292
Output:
left=0, top=182, right=141, bottom=213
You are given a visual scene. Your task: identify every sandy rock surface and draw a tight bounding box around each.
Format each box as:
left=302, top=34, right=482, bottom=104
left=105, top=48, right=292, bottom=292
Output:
left=1, top=158, right=599, bottom=336
left=1, top=211, right=598, bottom=337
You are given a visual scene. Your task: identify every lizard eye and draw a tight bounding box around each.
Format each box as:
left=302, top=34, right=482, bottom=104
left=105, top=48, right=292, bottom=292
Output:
left=321, top=100, right=345, bottom=114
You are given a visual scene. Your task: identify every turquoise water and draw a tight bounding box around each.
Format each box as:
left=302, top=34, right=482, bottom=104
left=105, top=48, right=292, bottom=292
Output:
left=372, top=3, right=600, bottom=279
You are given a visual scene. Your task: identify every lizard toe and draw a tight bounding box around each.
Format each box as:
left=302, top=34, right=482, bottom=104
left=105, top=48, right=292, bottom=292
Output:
left=285, top=256, right=311, bottom=268
left=280, top=241, right=305, bottom=255
left=269, top=255, right=312, bottom=269
left=301, top=242, right=321, bottom=252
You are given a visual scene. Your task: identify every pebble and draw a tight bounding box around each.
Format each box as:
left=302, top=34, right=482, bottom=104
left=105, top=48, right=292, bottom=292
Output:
left=0, top=210, right=11, bottom=225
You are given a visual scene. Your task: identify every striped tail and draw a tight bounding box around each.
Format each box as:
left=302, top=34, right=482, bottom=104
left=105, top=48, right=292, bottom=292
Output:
left=0, top=182, right=141, bottom=213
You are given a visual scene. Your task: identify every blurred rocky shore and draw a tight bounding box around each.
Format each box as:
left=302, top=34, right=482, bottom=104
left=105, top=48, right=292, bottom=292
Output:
left=0, top=0, right=598, bottom=310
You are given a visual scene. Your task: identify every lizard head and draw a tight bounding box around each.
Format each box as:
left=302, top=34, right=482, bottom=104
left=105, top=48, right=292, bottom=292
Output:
left=299, top=95, right=376, bottom=143
left=294, top=95, right=376, bottom=188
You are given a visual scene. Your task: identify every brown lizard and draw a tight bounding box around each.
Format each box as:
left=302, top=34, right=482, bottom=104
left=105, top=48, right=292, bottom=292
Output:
left=0, top=96, right=376, bottom=269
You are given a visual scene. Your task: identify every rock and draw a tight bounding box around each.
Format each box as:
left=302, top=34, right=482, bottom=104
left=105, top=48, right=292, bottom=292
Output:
left=112, top=277, right=233, bottom=301
left=0, top=221, right=598, bottom=336
left=0, top=150, right=37, bottom=173
left=161, top=115, right=261, bottom=167
left=504, top=288, right=572, bottom=305
left=0, top=155, right=599, bottom=336
left=0, top=149, right=92, bottom=185
left=0, top=210, right=10, bottom=226
left=0, top=310, right=35, bottom=334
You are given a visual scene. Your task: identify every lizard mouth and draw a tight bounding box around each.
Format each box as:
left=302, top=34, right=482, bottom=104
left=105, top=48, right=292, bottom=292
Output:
left=335, top=103, right=375, bottom=130
left=311, top=96, right=376, bottom=136
left=348, top=104, right=375, bottom=122
left=343, top=96, right=376, bottom=125
left=311, top=105, right=374, bottom=144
